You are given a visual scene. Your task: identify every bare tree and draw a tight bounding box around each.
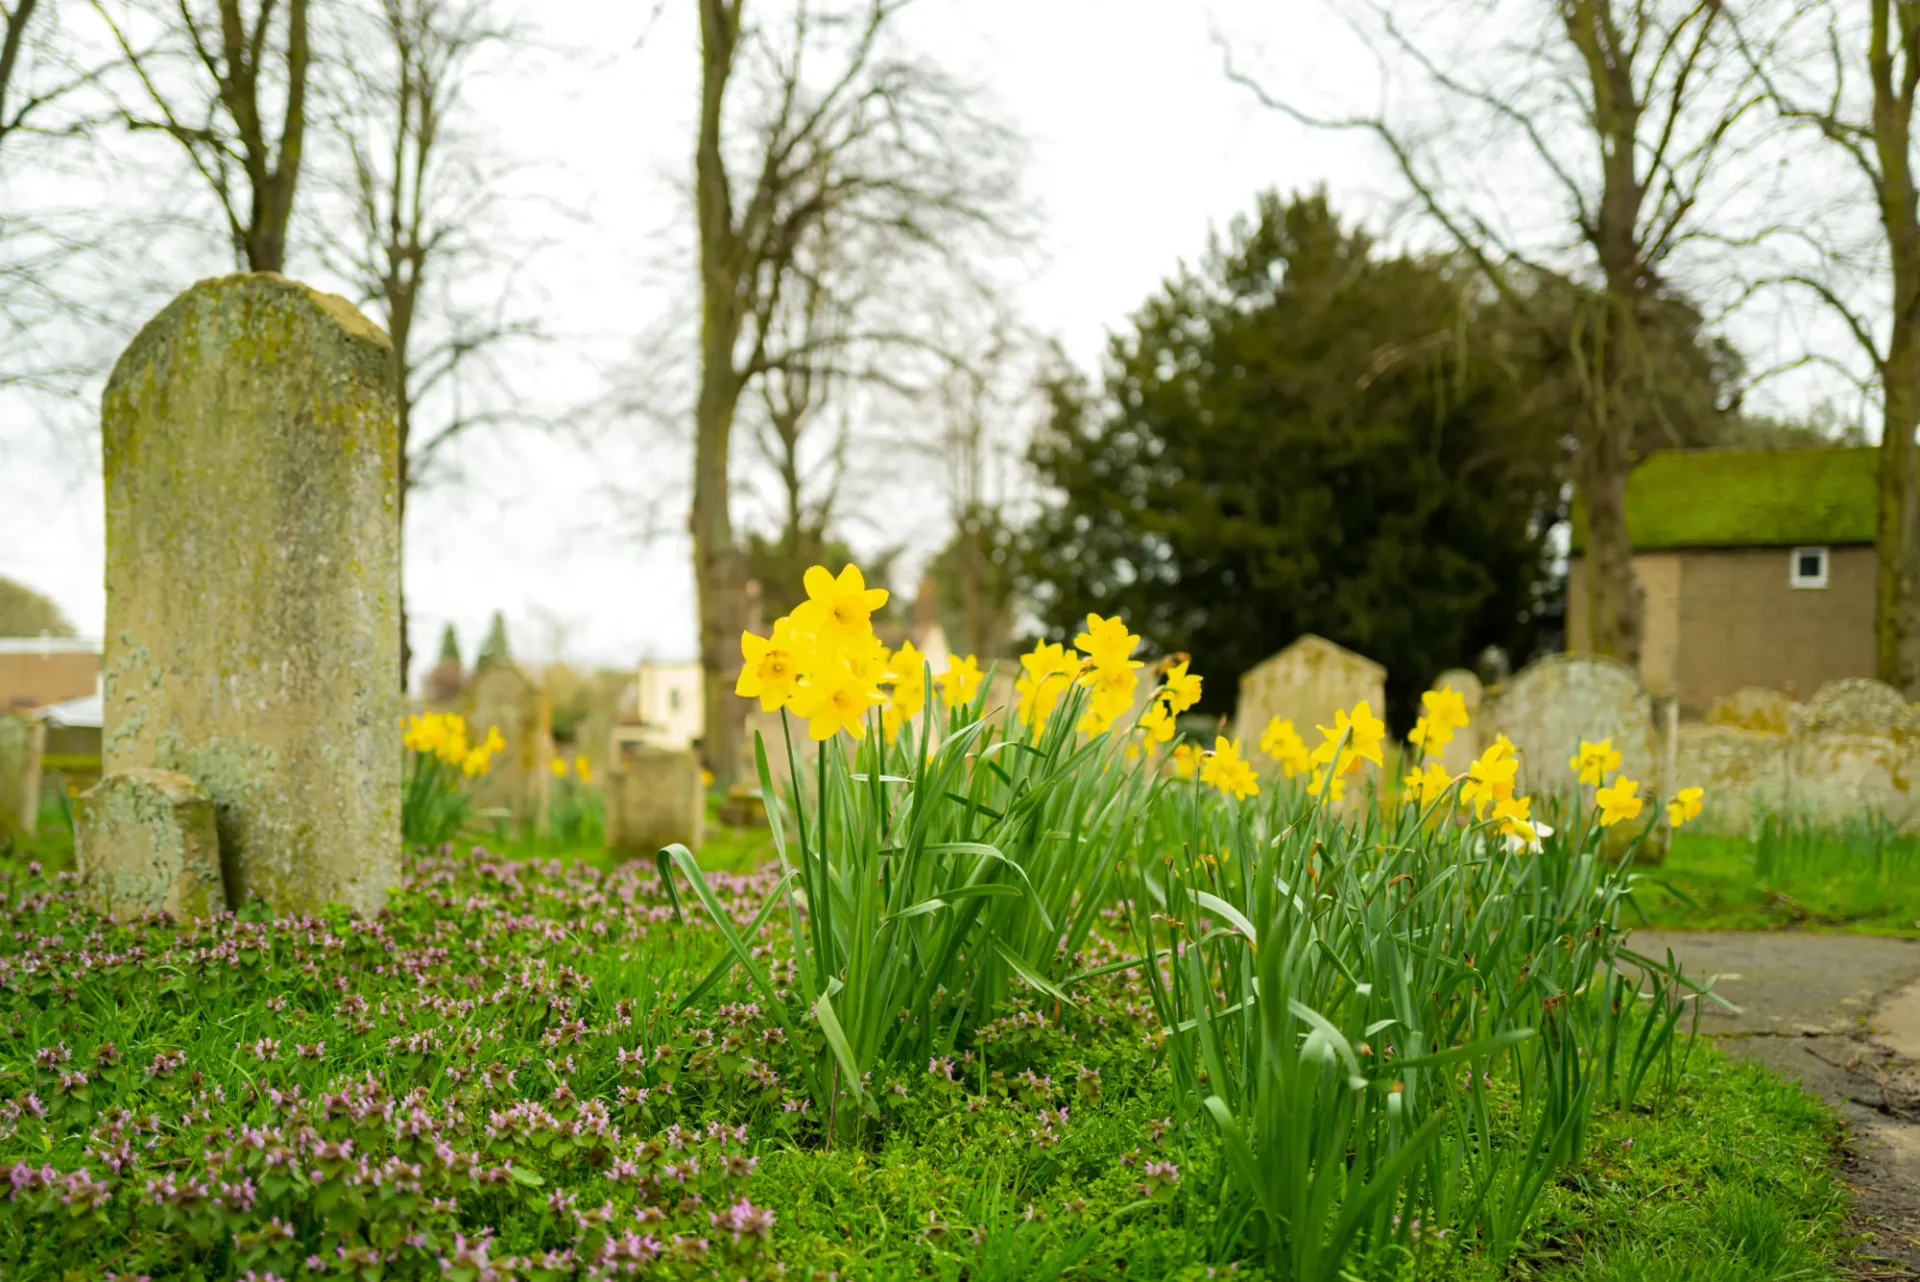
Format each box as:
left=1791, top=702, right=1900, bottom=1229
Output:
left=1225, top=0, right=1766, bottom=667
left=692, top=0, right=1021, bottom=780
left=1735, top=1, right=1920, bottom=691
left=91, top=0, right=311, bottom=271
left=324, top=0, right=536, bottom=687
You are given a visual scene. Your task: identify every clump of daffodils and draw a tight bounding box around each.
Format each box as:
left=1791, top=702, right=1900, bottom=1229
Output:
left=735, top=564, right=983, bottom=743
left=1306, top=703, right=1387, bottom=803
left=402, top=712, right=503, bottom=778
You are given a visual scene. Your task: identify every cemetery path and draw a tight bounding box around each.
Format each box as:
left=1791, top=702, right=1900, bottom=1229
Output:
left=1629, top=930, right=1920, bottom=1278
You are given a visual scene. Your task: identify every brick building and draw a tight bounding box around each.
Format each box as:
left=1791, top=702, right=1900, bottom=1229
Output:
left=1566, top=447, right=1877, bottom=716
left=0, top=636, right=100, bottom=711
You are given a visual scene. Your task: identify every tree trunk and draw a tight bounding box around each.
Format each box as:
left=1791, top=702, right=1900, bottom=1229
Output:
left=1576, top=421, right=1641, bottom=665
left=1872, top=0, right=1920, bottom=695
left=393, top=305, right=414, bottom=693
left=1878, top=331, right=1920, bottom=693
left=695, top=0, right=748, bottom=785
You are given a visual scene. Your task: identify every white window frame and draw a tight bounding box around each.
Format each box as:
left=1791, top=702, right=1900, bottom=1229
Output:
left=1790, top=545, right=1829, bottom=589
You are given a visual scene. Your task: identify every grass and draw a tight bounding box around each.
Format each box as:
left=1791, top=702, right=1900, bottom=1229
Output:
left=1631, top=815, right=1920, bottom=936
left=0, top=844, right=1850, bottom=1280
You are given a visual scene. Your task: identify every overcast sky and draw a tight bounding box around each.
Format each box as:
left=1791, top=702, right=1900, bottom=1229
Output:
left=0, top=0, right=1871, bottom=680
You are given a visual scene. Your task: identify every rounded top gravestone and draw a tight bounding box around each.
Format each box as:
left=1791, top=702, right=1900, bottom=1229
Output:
left=1788, top=678, right=1920, bottom=738
left=99, top=273, right=401, bottom=915
left=1490, top=653, right=1657, bottom=795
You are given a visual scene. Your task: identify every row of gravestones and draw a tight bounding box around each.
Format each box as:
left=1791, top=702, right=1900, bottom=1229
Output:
left=26, top=273, right=703, bottom=922
left=1235, top=633, right=1920, bottom=837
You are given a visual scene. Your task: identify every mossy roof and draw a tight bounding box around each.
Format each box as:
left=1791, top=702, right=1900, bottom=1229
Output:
left=1568, top=446, right=1877, bottom=553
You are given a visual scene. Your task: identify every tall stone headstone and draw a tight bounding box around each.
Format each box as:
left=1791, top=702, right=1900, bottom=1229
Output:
left=0, top=711, right=44, bottom=839
left=98, top=273, right=400, bottom=914
left=1234, top=635, right=1387, bottom=750
left=465, top=661, right=554, bottom=829
left=1488, top=654, right=1659, bottom=798
left=605, top=745, right=704, bottom=858
left=75, top=769, right=225, bottom=921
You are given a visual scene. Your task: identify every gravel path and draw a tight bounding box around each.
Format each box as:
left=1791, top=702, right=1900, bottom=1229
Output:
left=1629, top=930, right=1920, bottom=1277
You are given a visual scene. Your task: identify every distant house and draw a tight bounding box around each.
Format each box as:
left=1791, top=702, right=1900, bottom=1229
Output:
left=1567, top=447, right=1876, bottom=715
left=0, top=636, right=100, bottom=711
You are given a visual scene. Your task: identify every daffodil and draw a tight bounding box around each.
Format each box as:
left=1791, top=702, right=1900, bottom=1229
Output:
left=1403, top=760, right=1452, bottom=807
left=1016, top=641, right=1078, bottom=731
left=575, top=755, right=593, bottom=784
left=1409, top=686, right=1469, bottom=758
left=1260, top=717, right=1312, bottom=778
left=1171, top=741, right=1201, bottom=779
left=1138, top=701, right=1176, bottom=745
left=1491, top=793, right=1536, bottom=842
left=789, top=658, right=884, bottom=741
left=1667, top=785, right=1704, bottom=827
left=791, top=564, right=889, bottom=652
left=1077, top=661, right=1138, bottom=736
left=1156, top=658, right=1202, bottom=714
left=1569, top=738, right=1622, bottom=786
left=880, top=640, right=928, bottom=743
left=550, top=757, right=568, bottom=778
left=1595, top=776, right=1644, bottom=827
left=938, top=654, right=984, bottom=708
left=1074, top=614, right=1141, bottom=670
left=1461, top=737, right=1519, bottom=819
left=736, top=616, right=806, bottom=711
left=1310, top=701, right=1387, bottom=783
left=1199, top=736, right=1259, bottom=800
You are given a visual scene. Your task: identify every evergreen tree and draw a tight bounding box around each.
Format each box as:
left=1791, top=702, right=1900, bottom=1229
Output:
left=475, top=612, right=511, bottom=670
left=436, top=624, right=462, bottom=668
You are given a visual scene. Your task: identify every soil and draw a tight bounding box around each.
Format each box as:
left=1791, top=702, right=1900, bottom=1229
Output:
left=1629, top=930, right=1920, bottom=1278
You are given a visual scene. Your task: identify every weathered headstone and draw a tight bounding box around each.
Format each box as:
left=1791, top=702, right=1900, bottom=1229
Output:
left=1707, top=687, right=1796, bottom=735
left=1786, top=678, right=1920, bottom=829
left=1787, top=678, right=1919, bottom=737
left=465, top=661, right=554, bottom=828
left=74, top=769, right=224, bottom=920
left=1234, top=635, right=1387, bottom=750
left=1674, top=724, right=1789, bottom=837
left=1424, top=669, right=1484, bottom=777
left=605, top=746, right=704, bottom=857
left=97, top=273, right=400, bottom=914
left=1488, top=654, right=1659, bottom=797
left=0, top=711, right=44, bottom=839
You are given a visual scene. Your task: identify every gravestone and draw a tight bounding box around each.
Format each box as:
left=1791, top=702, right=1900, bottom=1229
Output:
left=75, top=769, right=224, bottom=921
left=1424, top=669, right=1484, bottom=777
left=0, top=711, right=44, bottom=839
left=1488, top=654, right=1659, bottom=798
left=465, top=661, right=554, bottom=829
left=1233, top=635, right=1387, bottom=751
left=1707, top=687, right=1796, bottom=735
left=96, top=273, right=400, bottom=914
left=605, top=746, right=704, bottom=857
left=1786, top=678, right=1920, bottom=829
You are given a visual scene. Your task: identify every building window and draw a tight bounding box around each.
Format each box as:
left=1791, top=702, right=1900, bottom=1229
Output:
left=1790, top=546, right=1829, bottom=589
left=670, top=689, right=682, bottom=712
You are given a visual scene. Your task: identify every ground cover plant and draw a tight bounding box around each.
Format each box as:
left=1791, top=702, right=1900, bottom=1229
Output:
left=0, top=565, right=1857, bottom=1278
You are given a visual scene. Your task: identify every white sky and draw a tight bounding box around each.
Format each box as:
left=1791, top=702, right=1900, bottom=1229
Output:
left=0, top=0, right=1876, bottom=680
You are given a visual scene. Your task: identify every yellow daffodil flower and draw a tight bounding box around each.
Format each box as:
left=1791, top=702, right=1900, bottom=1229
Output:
left=1156, top=659, right=1202, bottom=714
left=1461, top=737, right=1518, bottom=819
left=575, top=755, right=593, bottom=784
left=550, top=757, right=568, bottom=778
left=1199, top=736, right=1260, bottom=800
left=1260, top=717, right=1312, bottom=778
left=790, top=658, right=884, bottom=741
left=1408, top=686, right=1469, bottom=758
left=1403, top=759, right=1452, bottom=807
left=1074, top=614, right=1141, bottom=670
left=1171, top=741, right=1201, bottom=779
left=1569, top=738, right=1622, bottom=786
left=1016, top=641, right=1078, bottom=730
left=736, top=616, right=806, bottom=711
left=938, top=654, right=984, bottom=708
left=1667, top=785, right=1704, bottom=827
left=1595, top=776, right=1644, bottom=827
left=791, top=564, right=889, bottom=651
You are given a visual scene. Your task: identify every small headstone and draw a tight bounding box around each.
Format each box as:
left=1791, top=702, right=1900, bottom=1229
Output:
left=1707, top=687, right=1796, bottom=735
left=0, top=712, right=44, bottom=839
left=605, top=746, right=704, bottom=857
left=97, top=273, right=401, bottom=915
left=1489, top=654, right=1658, bottom=797
left=1787, top=678, right=1919, bottom=737
left=465, top=661, right=554, bottom=828
left=1234, top=635, right=1387, bottom=750
left=74, top=769, right=226, bottom=921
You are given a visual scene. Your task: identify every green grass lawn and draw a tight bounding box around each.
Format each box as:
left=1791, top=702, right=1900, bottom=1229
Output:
left=1631, top=820, right=1920, bottom=936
